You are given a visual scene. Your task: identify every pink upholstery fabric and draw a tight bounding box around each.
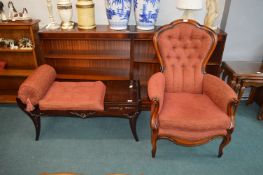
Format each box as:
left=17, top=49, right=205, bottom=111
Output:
left=39, top=81, right=106, bottom=111
left=18, top=64, right=56, bottom=107
left=159, top=128, right=226, bottom=142
left=157, top=23, right=213, bottom=93
left=159, top=93, right=231, bottom=131
left=148, top=72, right=165, bottom=113
left=203, top=74, right=237, bottom=114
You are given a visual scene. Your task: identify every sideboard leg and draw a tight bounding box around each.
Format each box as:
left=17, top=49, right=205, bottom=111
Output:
left=257, top=104, right=263, bottom=120
left=129, top=115, right=139, bottom=142
left=247, top=87, right=256, bottom=105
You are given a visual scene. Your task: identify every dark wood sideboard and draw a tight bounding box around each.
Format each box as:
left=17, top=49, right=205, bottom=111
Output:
left=38, top=25, right=227, bottom=110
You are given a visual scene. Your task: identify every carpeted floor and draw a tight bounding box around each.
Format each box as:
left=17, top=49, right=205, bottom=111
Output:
left=0, top=101, right=263, bottom=175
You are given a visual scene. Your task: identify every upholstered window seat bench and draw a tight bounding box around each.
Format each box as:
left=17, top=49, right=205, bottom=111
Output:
left=16, top=64, right=141, bottom=141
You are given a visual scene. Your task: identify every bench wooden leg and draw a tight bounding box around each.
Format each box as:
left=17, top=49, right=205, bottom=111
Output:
left=129, top=114, right=139, bottom=142
left=16, top=98, right=41, bottom=141
left=29, top=113, right=41, bottom=141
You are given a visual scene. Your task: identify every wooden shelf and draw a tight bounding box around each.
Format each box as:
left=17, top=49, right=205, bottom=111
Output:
left=56, top=68, right=129, bottom=81
left=39, top=25, right=132, bottom=39
left=0, top=48, right=33, bottom=53
left=0, top=20, right=40, bottom=26
left=134, top=58, right=159, bottom=64
left=0, top=95, right=17, bottom=103
left=0, top=90, right=17, bottom=103
left=0, top=69, right=33, bottom=77
left=45, top=50, right=130, bottom=60
left=57, top=73, right=129, bottom=81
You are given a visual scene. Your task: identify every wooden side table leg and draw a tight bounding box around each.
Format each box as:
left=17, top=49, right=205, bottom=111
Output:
left=238, top=86, right=246, bottom=101
left=247, top=87, right=256, bottom=105
left=230, top=80, right=237, bottom=90
left=221, top=69, right=227, bottom=81
left=257, top=104, right=263, bottom=120
left=129, top=114, right=139, bottom=142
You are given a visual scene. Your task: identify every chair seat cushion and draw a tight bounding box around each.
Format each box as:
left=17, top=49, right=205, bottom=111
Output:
left=39, top=81, right=106, bottom=111
left=159, top=128, right=227, bottom=142
left=159, top=93, right=231, bottom=132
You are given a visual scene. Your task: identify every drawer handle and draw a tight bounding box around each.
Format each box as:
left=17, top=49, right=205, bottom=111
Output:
left=108, top=106, right=123, bottom=111
left=125, top=107, right=135, bottom=110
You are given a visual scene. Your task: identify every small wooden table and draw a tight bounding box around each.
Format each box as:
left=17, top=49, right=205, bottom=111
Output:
left=103, top=80, right=141, bottom=141
left=221, top=61, right=263, bottom=120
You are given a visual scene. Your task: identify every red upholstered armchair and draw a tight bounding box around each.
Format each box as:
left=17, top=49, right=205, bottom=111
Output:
left=148, top=19, right=238, bottom=158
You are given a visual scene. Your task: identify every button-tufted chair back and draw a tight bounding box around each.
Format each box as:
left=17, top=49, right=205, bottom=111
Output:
left=153, top=20, right=217, bottom=93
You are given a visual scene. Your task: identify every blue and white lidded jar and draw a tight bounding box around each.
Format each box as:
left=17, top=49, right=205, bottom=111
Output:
left=105, top=0, right=131, bottom=30
left=134, top=0, right=160, bottom=30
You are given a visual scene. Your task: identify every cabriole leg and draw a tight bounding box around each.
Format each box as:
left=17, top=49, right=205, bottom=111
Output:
left=151, top=130, right=158, bottom=158
left=30, top=114, right=41, bottom=141
left=129, top=115, right=139, bottom=142
left=218, top=129, right=233, bottom=157
left=16, top=98, right=41, bottom=141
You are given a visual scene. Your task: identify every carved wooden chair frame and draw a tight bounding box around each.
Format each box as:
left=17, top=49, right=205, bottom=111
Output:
left=150, top=19, right=238, bottom=158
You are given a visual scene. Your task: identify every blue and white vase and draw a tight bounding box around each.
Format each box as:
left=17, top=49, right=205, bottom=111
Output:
left=134, top=0, right=160, bottom=30
left=105, top=0, right=131, bottom=30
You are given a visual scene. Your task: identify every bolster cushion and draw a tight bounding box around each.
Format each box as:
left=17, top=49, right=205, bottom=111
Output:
left=18, top=64, right=56, bottom=106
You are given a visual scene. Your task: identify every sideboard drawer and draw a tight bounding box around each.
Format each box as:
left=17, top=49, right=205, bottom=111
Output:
left=104, top=104, right=138, bottom=114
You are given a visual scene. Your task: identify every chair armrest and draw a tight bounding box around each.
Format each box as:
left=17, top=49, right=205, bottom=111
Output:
left=203, top=74, right=238, bottom=115
left=148, top=72, right=165, bottom=113
left=18, top=64, right=56, bottom=111
left=148, top=72, right=165, bottom=129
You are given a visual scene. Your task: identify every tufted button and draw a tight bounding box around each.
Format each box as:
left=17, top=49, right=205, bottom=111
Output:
left=176, top=56, right=181, bottom=60
left=178, top=36, right=182, bottom=41
left=183, top=44, right=188, bottom=49
left=187, top=55, right=192, bottom=59
left=171, top=64, right=175, bottom=68
left=167, top=55, right=171, bottom=59
left=168, top=35, right=172, bottom=40
left=173, top=45, right=176, bottom=49
left=201, top=35, right=206, bottom=40
left=199, top=54, right=203, bottom=60
left=193, top=45, right=198, bottom=49
left=181, top=64, right=185, bottom=68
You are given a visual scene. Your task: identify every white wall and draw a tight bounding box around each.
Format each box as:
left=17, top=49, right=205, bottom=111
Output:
left=223, top=0, right=263, bottom=61
left=2, top=0, right=224, bottom=26
left=2, top=0, right=262, bottom=61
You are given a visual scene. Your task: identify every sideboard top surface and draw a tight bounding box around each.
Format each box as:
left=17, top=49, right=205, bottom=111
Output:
left=39, top=25, right=161, bottom=39
left=39, top=25, right=225, bottom=40
left=0, top=19, right=40, bottom=26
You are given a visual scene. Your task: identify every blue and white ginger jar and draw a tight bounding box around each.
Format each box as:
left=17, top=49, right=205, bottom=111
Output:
left=134, top=0, right=160, bottom=30
left=105, top=0, right=131, bottom=30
